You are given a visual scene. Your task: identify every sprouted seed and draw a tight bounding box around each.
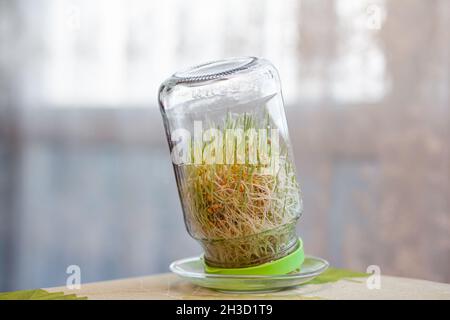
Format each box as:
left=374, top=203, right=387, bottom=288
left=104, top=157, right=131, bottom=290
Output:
left=177, top=112, right=302, bottom=268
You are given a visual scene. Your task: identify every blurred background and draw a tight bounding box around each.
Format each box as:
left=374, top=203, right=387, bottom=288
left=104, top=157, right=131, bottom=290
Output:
left=0, top=0, right=449, bottom=291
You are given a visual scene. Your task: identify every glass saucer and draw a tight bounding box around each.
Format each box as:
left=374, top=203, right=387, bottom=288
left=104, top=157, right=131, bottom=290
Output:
left=169, top=255, right=329, bottom=293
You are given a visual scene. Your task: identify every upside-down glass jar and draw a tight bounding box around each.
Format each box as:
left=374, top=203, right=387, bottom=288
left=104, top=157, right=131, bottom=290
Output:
left=159, top=57, right=304, bottom=275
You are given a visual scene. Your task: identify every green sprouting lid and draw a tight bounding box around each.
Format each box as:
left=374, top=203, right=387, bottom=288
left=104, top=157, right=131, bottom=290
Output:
left=204, top=238, right=304, bottom=275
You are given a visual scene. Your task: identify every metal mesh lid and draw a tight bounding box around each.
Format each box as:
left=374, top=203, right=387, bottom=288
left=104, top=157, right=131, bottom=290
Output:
left=173, top=57, right=257, bottom=83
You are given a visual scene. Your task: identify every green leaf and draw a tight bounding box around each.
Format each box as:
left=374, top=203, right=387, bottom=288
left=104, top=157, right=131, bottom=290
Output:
left=309, top=267, right=369, bottom=285
left=0, top=289, right=87, bottom=300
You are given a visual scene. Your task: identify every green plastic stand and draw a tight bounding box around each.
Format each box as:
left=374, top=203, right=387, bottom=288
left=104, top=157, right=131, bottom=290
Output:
left=204, top=238, right=304, bottom=275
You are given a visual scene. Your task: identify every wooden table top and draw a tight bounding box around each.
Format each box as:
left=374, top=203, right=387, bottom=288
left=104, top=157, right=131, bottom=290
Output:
left=42, top=272, right=450, bottom=300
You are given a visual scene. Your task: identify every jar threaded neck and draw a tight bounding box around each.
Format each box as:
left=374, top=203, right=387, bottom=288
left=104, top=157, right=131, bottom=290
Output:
left=173, top=57, right=257, bottom=83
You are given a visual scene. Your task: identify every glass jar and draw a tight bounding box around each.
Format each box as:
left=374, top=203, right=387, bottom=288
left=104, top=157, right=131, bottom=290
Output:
left=159, top=57, right=303, bottom=273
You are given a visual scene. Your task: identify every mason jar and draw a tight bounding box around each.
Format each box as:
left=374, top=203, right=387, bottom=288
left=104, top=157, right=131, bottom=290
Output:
left=159, top=57, right=303, bottom=274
